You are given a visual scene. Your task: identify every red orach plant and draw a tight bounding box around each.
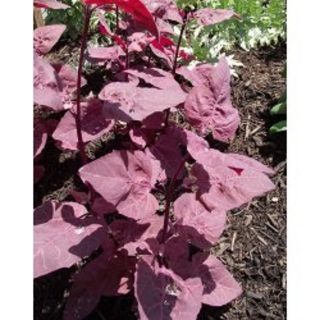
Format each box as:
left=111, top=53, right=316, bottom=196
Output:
left=33, top=1, right=275, bottom=319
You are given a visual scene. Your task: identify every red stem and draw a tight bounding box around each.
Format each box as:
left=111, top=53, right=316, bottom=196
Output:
left=75, top=6, right=92, bottom=165
left=116, top=6, right=119, bottom=30
left=172, top=18, right=187, bottom=75
left=161, top=155, right=189, bottom=244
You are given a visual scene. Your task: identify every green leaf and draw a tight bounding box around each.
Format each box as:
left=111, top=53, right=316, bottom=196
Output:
left=269, top=120, right=287, bottom=134
left=270, top=101, right=286, bottom=115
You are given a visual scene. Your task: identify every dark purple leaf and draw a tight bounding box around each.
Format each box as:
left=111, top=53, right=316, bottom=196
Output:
left=64, top=243, right=135, bottom=320
left=34, top=121, right=47, bottom=158
left=109, top=214, right=163, bottom=255
left=135, top=256, right=203, bottom=320
left=34, top=165, right=45, bottom=184
left=33, top=24, right=66, bottom=55
left=34, top=201, right=105, bottom=278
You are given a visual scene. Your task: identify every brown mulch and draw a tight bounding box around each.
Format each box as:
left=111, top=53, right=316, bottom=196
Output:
left=34, top=41, right=286, bottom=320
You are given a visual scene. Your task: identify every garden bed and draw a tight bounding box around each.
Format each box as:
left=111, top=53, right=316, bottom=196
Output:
left=34, top=40, right=286, bottom=320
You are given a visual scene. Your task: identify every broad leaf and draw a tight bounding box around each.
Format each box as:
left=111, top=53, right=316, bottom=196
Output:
left=64, top=245, right=135, bottom=320
left=79, top=150, right=158, bottom=219
left=184, top=57, right=240, bottom=141
left=192, top=149, right=275, bottom=211
left=34, top=53, right=63, bottom=110
left=52, top=63, right=87, bottom=99
left=86, top=46, right=126, bottom=64
left=148, top=127, right=186, bottom=179
left=173, top=193, right=226, bottom=248
left=34, top=201, right=105, bottom=278
left=53, top=97, right=114, bottom=150
left=194, top=253, right=242, bottom=306
left=34, top=0, right=70, bottom=9
left=142, top=0, right=183, bottom=23
left=128, top=32, right=155, bottom=52
left=123, top=67, right=183, bottom=90
left=193, top=8, right=240, bottom=26
left=109, top=214, right=163, bottom=255
left=99, top=82, right=186, bottom=122
left=83, top=0, right=159, bottom=38
left=135, top=257, right=203, bottom=320
left=33, top=25, right=66, bottom=55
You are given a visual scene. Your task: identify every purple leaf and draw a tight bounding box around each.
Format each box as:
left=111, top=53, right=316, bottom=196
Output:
left=34, top=201, right=105, bottom=278
left=192, top=149, right=275, bottom=211
left=173, top=193, right=226, bottom=248
left=33, top=24, right=66, bottom=55
left=128, top=32, right=155, bottom=52
left=86, top=45, right=125, bottom=64
left=64, top=245, right=135, bottom=320
left=123, top=67, right=183, bottom=90
left=34, top=53, right=63, bottom=111
left=109, top=214, right=163, bottom=255
left=150, top=40, right=175, bottom=68
left=52, top=63, right=87, bottom=98
left=99, top=82, right=186, bottom=122
left=193, top=8, right=240, bottom=26
left=142, top=0, right=183, bottom=23
left=79, top=150, right=158, bottom=219
left=148, top=127, right=186, bottom=179
left=63, top=293, right=100, bottom=320
left=194, top=253, right=242, bottom=306
left=184, top=57, right=240, bottom=141
left=34, top=0, right=70, bottom=10
left=85, top=0, right=159, bottom=38
left=135, top=256, right=203, bottom=320
left=52, top=97, right=114, bottom=150
left=34, top=165, right=45, bottom=184
left=34, top=121, right=47, bottom=158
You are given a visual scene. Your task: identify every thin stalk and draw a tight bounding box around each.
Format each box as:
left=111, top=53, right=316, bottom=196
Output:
left=172, top=18, right=187, bottom=75
left=116, top=6, right=119, bottom=30
left=75, top=6, right=92, bottom=165
left=161, top=155, right=189, bottom=244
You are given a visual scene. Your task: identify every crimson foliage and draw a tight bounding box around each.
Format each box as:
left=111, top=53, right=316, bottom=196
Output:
left=33, top=1, right=274, bottom=319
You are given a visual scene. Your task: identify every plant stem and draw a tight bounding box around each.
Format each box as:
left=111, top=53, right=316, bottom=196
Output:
left=75, top=5, right=92, bottom=165
left=116, top=5, right=119, bottom=30
left=161, top=155, right=189, bottom=244
left=172, top=18, right=187, bottom=75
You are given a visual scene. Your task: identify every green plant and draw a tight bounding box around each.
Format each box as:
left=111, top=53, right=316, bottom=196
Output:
left=269, top=65, right=286, bottom=134
left=177, top=0, right=286, bottom=58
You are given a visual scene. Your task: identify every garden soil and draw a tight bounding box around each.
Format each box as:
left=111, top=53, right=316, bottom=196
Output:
left=34, top=41, right=286, bottom=320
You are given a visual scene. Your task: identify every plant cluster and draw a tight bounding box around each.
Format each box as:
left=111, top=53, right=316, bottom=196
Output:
left=176, top=0, right=285, bottom=63
left=34, top=1, right=276, bottom=319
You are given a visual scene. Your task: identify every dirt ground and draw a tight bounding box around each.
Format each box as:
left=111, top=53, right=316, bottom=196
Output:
left=34, top=41, right=286, bottom=320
